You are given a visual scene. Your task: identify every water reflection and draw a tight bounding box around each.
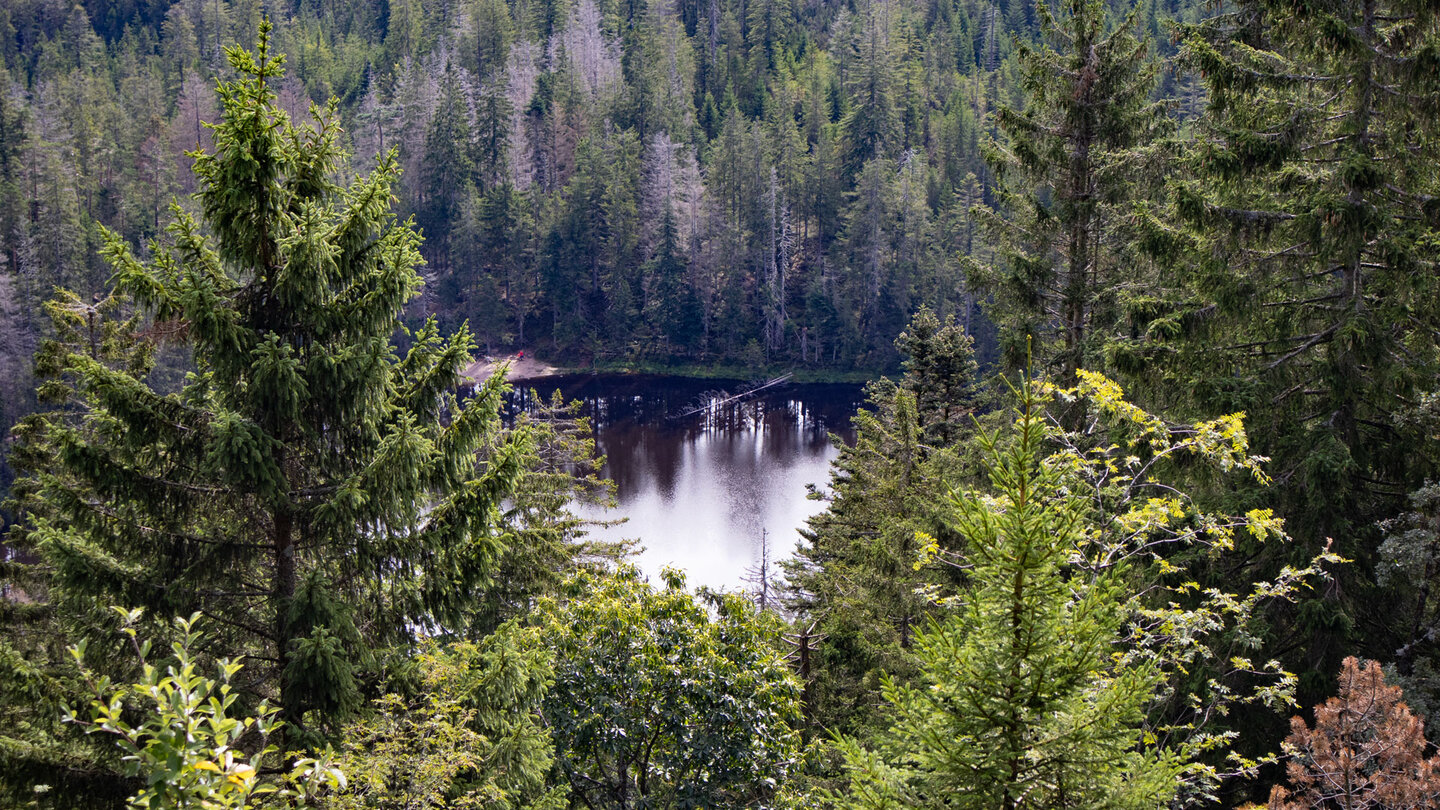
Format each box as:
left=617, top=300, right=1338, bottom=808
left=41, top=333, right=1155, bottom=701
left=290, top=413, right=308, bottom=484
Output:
left=509, top=375, right=863, bottom=591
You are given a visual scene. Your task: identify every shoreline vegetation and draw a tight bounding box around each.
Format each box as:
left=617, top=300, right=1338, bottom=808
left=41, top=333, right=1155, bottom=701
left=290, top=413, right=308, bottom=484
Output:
left=467, top=352, right=883, bottom=385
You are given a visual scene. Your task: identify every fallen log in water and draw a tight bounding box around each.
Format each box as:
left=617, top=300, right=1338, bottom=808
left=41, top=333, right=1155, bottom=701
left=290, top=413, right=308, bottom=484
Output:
left=672, top=373, right=794, bottom=419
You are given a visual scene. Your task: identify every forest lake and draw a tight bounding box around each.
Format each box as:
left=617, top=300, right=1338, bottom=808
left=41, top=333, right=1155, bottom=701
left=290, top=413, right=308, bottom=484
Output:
left=479, top=366, right=865, bottom=592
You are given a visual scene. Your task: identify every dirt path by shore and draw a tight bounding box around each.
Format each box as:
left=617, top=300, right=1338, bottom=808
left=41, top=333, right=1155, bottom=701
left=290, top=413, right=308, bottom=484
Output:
left=464, top=353, right=565, bottom=382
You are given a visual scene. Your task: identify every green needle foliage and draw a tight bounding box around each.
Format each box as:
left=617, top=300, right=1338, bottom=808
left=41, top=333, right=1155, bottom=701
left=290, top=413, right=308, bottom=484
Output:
left=837, top=382, right=1183, bottom=810
left=783, top=308, right=979, bottom=737
left=7, top=22, right=530, bottom=744
left=1170, top=1, right=1440, bottom=551
left=1140, top=0, right=1440, bottom=710
left=969, top=0, right=1169, bottom=380
left=837, top=373, right=1343, bottom=807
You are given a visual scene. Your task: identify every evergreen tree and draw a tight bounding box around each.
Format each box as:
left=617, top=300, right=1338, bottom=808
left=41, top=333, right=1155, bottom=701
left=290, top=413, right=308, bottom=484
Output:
left=1157, top=0, right=1440, bottom=689
left=418, top=63, right=476, bottom=267
left=969, top=0, right=1167, bottom=379
left=837, top=383, right=1183, bottom=809
left=6, top=26, right=531, bottom=743
left=836, top=157, right=896, bottom=358
left=0, top=290, right=151, bottom=810
left=0, top=65, right=34, bottom=491
left=894, top=306, right=978, bottom=446
left=840, top=0, right=899, bottom=178
left=473, top=79, right=513, bottom=192
left=643, top=209, right=703, bottom=355
left=67, top=613, right=346, bottom=810
left=327, top=627, right=564, bottom=810
left=783, top=309, right=978, bottom=735
left=465, top=0, right=515, bottom=81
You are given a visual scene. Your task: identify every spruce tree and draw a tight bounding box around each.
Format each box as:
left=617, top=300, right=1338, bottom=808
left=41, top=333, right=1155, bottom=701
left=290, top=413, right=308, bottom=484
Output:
left=968, top=0, right=1167, bottom=379
left=840, top=0, right=900, bottom=178
left=783, top=308, right=978, bottom=735
left=1154, top=0, right=1440, bottom=686
left=837, top=382, right=1184, bottom=809
left=7, top=25, right=530, bottom=740
left=418, top=63, right=476, bottom=267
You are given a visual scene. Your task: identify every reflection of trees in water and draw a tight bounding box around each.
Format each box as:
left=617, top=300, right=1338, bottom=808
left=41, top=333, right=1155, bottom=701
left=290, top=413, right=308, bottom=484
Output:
left=497, top=375, right=862, bottom=502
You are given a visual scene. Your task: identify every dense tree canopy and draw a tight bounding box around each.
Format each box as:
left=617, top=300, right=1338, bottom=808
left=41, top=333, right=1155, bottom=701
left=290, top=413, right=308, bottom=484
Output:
left=536, top=567, right=804, bottom=810
left=5, top=0, right=1440, bottom=807
left=5, top=23, right=533, bottom=768
left=838, top=384, right=1184, bottom=810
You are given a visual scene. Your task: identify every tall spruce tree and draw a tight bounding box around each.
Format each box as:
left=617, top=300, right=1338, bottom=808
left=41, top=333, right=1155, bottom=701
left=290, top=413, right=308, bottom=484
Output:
left=836, top=382, right=1184, bottom=810
left=1154, top=0, right=1440, bottom=685
left=783, top=308, right=978, bottom=735
left=968, top=0, right=1167, bottom=379
left=6, top=24, right=530, bottom=741
left=834, top=370, right=1348, bottom=808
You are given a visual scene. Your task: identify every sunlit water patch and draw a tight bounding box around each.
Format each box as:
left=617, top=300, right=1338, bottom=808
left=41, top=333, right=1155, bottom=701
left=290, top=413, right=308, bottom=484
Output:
left=507, top=374, right=863, bottom=591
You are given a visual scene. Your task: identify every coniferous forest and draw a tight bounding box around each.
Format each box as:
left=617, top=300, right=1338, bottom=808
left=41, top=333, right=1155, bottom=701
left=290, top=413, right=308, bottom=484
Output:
left=2, top=0, right=1440, bottom=807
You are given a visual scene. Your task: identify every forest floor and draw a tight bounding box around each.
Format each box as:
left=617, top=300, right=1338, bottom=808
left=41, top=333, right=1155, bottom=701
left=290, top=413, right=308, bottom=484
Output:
left=464, top=353, right=565, bottom=382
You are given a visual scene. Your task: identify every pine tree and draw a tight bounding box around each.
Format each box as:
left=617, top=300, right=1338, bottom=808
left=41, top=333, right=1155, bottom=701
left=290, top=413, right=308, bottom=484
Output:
left=6, top=25, right=531, bottom=742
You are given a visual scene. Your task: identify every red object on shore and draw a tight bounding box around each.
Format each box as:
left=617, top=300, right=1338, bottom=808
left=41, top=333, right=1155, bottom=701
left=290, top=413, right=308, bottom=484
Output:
left=517, top=350, right=524, bottom=359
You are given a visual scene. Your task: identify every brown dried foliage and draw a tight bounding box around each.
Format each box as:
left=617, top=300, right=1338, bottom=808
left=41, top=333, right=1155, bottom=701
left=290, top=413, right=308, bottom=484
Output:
left=1269, top=657, right=1440, bottom=810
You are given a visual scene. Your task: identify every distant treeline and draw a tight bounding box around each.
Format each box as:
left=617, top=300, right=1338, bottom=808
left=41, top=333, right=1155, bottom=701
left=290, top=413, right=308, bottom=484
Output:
left=0, top=0, right=1200, bottom=397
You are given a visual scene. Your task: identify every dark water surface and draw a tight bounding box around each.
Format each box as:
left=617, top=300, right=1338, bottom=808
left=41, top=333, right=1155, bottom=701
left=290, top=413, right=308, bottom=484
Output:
left=510, top=374, right=865, bottom=591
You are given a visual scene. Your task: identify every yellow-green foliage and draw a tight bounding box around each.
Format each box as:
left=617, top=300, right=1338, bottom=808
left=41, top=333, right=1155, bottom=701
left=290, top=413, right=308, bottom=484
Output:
left=65, top=611, right=344, bottom=810
left=325, top=626, right=562, bottom=810
left=854, top=373, right=1343, bottom=808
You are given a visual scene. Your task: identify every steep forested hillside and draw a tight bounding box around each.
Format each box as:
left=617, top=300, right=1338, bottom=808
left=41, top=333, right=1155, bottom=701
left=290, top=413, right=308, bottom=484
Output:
left=0, top=0, right=1202, bottom=477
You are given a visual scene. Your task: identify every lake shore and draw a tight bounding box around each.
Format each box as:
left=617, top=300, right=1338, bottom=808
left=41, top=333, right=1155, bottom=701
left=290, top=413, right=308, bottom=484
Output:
left=464, top=354, right=565, bottom=382
left=465, top=354, right=885, bottom=386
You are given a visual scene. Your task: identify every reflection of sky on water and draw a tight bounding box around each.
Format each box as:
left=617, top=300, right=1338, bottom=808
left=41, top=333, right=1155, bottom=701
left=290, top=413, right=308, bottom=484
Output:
left=517, top=376, right=861, bottom=592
